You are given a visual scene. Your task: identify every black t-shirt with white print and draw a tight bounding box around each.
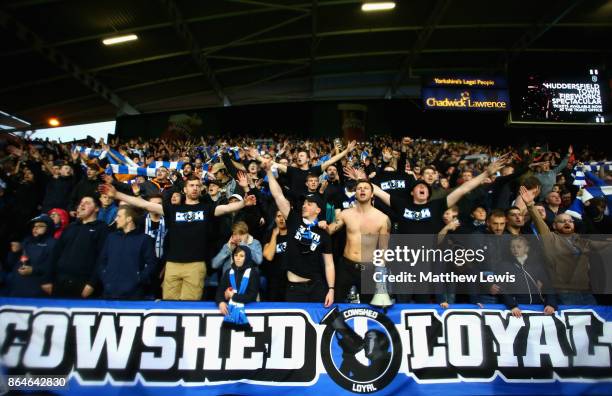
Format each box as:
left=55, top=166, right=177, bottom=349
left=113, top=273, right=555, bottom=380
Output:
left=285, top=209, right=332, bottom=280
left=163, top=200, right=214, bottom=262
left=390, top=195, right=447, bottom=234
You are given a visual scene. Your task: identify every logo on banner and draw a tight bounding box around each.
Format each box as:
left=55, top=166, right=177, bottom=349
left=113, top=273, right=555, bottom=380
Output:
left=320, top=307, right=402, bottom=393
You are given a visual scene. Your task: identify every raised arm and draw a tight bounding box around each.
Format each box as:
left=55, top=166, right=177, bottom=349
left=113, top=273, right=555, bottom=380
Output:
left=446, top=154, right=509, bottom=208
left=99, top=184, right=164, bottom=216
left=250, top=147, right=288, bottom=173
left=321, top=140, right=356, bottom=172
left=552, top=146, right=571, bottom=174
left=263, top=161, right=290, bottom=219
left=214, top=194, right=256, bottom=216
left=520, top=186, right=550, bottom=236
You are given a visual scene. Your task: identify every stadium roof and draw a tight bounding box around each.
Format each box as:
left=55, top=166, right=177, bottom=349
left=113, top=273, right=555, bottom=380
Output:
left=1, top=0, right=611, bottom=131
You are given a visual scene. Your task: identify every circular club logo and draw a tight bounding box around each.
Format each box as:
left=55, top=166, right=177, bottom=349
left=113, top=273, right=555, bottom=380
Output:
left=320, top=306, right=402, bottom=393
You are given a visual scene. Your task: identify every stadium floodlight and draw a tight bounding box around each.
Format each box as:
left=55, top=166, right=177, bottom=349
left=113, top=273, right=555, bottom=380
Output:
left=361, top=2, right=396, bottom=12
left=102, top=34, right=138, bottom=46
left=47, top=117, right=61, bottom=127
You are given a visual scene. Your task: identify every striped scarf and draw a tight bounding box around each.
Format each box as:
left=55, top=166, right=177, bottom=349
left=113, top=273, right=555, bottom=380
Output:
left=145, top=215, right=166, bottom=258
left=73, top=145, right=107, bottom=159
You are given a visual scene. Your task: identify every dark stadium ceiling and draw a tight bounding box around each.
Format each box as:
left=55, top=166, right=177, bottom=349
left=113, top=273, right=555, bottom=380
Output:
left=1, top=0, right=611, bottom=131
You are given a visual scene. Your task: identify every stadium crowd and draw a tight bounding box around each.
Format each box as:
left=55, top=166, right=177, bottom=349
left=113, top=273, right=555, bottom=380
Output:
left=1, top=133, right=611, bottom=318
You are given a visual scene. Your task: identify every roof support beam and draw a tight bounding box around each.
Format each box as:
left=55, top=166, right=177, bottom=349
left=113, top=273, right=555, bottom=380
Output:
left=203, top=12, right=311, bottom=56
left=0, top=7, right=139, bottom=116
left=310, top=0, right=320, bottom=98
left=224, top=0, right=310, bottom=13
left=4, top=45, right=610, bottom=95
left=159, top=0, right=230, bottom=106
left=503, top=0, right=586, bottom=63
left=385, top=0, right=452, bottom=98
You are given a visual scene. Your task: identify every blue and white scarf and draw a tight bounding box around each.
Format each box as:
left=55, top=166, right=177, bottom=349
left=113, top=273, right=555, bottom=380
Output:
left=147, top=161, right=183, bottom=170
left=571, top=162, right=612, bottom=186
left=225, top=268, right=252, bottom=327
left=145, top=215, right=166, bottom=259
left=73, top=145, right=107, bottom=159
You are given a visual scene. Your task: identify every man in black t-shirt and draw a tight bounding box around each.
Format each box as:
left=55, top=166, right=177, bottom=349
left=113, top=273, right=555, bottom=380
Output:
left=99, top=175, right=256, bottom=301
left=347, top=155, right=509, bottom=235
left=263, top=160, right=335, bottom=306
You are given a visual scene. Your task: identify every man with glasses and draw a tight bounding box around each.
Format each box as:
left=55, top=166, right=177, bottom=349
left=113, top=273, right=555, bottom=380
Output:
left=520, top=186, right=611, bottom=305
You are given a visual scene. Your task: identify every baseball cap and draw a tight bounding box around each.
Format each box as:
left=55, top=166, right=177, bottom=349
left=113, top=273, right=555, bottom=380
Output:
left=229, top=193, right=243, bottom=202
left=303, top=193, right=323, bottom=208
left=212, top=163, right=226, bottom=174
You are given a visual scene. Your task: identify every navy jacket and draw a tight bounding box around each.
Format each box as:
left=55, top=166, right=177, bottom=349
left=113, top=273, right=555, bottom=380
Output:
left=6, top=216, right=56, bottom=297
left=215, top=246, right=260, bottom=304
left=98, top=229, right=157, bottom=298
left=47, top=219, right=109, bottom=286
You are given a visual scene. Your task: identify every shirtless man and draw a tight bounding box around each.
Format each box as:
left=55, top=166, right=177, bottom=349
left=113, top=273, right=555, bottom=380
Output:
left=325, top=179, right=390, bottom=303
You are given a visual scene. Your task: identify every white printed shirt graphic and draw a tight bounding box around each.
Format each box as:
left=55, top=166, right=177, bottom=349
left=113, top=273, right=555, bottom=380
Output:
left=403, top=208, right=432, bottom=221
left=380, top=180, right=406, bottom=190
left=294, top=226, right=321, bottom=251
left=175, top=211, right=205, bottom=222
left=276, top=241, right=287, bottom=253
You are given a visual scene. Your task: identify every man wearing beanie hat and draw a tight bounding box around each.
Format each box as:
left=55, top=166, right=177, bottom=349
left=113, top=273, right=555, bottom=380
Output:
left=6, top=214, right=56, bottom=297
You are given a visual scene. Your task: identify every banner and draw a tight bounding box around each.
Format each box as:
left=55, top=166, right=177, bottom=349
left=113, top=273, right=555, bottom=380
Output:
left=422, top=88, right=510, bottom=111
left=338, top=104, right=367, bottom=142
left=422, top=74, right=510, bottom=112
left=1, top=298, right=612, bottom=395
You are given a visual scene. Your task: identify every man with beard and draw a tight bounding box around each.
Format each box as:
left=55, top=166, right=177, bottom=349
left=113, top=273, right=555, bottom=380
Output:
left=320, top=164, right=344, bottom=201
left=99, top=175, right=256, bottom=300
left=325, top=180, right=390, bottom=303
left=521, top=186, right=611, bottom=305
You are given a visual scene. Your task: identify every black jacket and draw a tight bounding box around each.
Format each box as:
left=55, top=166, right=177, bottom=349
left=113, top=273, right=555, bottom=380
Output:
left=47, top=219, right=109, bottom=286
left=42, top=176, right=76, bottom=212
left=500, top=255, right=558, bottom=309
left=70, top=177, right=101, bottom=211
